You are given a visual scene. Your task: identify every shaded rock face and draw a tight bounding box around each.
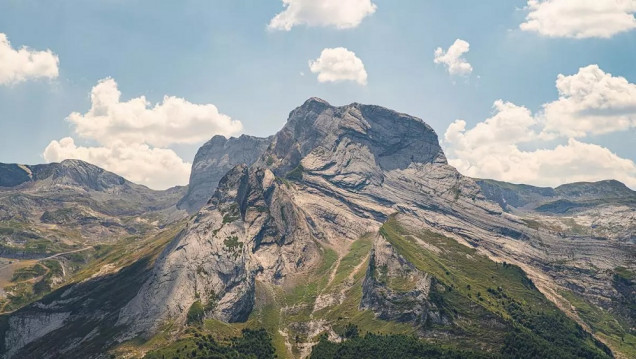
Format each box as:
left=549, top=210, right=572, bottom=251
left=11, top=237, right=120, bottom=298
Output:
left=3, top=312, right=71, bottom=358
left=361, top=234, right=446, bottom=326
left=0, top=164, right=33, bottom=188
left=178, top=135, right=271, bottom=213
left=2, top=253, right=159, bottom=359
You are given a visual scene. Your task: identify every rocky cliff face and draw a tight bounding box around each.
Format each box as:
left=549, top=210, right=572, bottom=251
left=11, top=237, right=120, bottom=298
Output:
left=360, top=233, right=446, bottom=327
left=119, top=164, right=322, bottom=335
left=178, top=135, right=271, bottom=213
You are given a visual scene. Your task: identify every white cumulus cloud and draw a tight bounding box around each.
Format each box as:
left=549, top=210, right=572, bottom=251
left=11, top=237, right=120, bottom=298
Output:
left=434, top=39, right=473, bottom=76
left=43, top=78, right=243, bottom=190
left=444, top=65, right=636, bottom=188
left=43, top=138, right=191, bottom=190
left=541, top=65, right=636, bottom=138
left=309, top=47, right=368, bottom=85
left=445, top=101, right=539, bottom=149
left=520, top=0, right=636, bottom=39
left=0, top=33, right=59, bottom=85
left=268, top=0, right=377, bottom=31
left=68, top=78, right=243, bottom=147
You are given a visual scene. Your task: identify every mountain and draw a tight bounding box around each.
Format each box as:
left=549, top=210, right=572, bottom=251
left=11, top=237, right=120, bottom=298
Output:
left=0, top=159, right=187, bottom=248
left=476, top=178, right=636, bottom=242
left=476, top=178, right=636, bottom=213
left=178, top=134, right=272, bottom=213
left=0, top=159, right=188, bottom=315
left=0, top=99, right=634, bottom=359
left=1, top=160, right=138, bottom=192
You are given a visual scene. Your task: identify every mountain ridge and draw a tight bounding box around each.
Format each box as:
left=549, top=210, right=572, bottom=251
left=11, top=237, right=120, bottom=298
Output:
left=0, top=98, right=633, bottom=359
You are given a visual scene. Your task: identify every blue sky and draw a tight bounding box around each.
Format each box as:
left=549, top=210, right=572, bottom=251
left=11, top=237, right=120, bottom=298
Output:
left=0, top=0, right=635, bottom=189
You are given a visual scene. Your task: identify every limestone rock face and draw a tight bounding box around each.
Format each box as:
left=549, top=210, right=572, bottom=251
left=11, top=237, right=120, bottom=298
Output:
left=118, top=164, right=323, bottom=336
left=178, top=135, right=271, bottom=213
left=258, top=97, right=447, bottom=177
left=3, top=312, right=71, bottom=358
left=361, top=233, right=446, bottom=326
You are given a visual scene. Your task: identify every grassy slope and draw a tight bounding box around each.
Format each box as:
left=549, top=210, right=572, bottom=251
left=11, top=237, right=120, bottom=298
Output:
left=379, top=216, right=612, bottom=358
left=0, top=220, right=186, bottom=315
left=560, top=289, right=636, bottom=359
left=131, top=235, right=412, bottom=358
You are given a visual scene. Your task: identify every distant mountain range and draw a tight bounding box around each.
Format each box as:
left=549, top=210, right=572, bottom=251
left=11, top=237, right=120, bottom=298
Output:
left=0, top=98, right=633, bottom=359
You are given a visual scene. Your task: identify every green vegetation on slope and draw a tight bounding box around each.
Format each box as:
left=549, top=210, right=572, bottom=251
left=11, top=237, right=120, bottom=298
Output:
left=1, top=259, right=66, bottom=312
left=559, top=289, right=636, bottom=358
left=126, top=216, right=616, bottom=359
left=0, top=222, right=187, bottom=358
left=10, top=263, right=47, bottom=282
left=310, top=331, right=492, bottom=359
left=377, top=216, right=612, bottom=358
left=144, top=328, right=275, bottom=359
left=198, top=236, right=412, bottom=358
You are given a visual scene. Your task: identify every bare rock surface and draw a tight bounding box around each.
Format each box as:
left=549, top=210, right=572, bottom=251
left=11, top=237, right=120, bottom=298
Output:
left=361, top=233, right=445, bottom=326
left=178, top=135, right=271, bottom=213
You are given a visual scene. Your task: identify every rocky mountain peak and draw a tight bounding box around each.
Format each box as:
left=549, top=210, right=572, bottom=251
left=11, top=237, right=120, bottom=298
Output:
left=4, top=98, right=634, bottom=359
left=260, top=99, right=447, bottom=181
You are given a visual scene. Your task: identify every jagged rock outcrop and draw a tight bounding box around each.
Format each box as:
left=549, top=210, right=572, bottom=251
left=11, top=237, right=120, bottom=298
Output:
left=361, top=233, right=447, bottom=326
left=118, top=164, right=323, bottom=336
left=178, top=135, right=271, bottom=213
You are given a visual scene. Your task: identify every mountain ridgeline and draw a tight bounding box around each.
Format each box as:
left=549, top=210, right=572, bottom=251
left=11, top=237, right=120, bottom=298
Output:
left=0, top=98, right=634, bottom=359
